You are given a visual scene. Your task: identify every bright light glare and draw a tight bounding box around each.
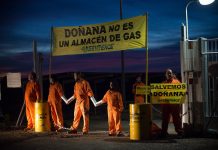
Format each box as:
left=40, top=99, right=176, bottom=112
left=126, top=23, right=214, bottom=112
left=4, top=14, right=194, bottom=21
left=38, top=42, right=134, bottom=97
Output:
left=199, top=0, right=215, bottom=5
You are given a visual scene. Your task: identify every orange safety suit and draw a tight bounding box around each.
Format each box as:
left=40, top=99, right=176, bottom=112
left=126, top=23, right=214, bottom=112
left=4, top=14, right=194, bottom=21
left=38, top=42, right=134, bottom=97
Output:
left=161, top=78, right=183, bottom=135
left=102, top=90, right=124, bottom=135
left=71, top=79, right=94, bottom=133
left=48, top=82, right=64, bottom=129
left=132, top=82, right=145, bottom=104
left=24, top=80, right=41, bottom=129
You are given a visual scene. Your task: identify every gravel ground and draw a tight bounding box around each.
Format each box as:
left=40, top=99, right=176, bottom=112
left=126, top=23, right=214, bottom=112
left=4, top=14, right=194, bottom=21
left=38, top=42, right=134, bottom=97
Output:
left=0, top=117, right=218, bottom=150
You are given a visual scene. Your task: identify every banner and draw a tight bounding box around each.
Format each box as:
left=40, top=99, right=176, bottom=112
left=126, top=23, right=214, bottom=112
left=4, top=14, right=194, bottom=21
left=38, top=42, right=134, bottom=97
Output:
left=136, top=86, right=150, bottom=95
left=52, top=15, right=147, bottom=56
left=150, top=83, right=187, bottom=104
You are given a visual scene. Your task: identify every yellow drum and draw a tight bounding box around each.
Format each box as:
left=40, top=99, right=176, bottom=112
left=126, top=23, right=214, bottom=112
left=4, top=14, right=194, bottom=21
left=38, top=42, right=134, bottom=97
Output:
left=35, top=102, right=50, bottom=132
left=129, top=104, right=152, bottom=140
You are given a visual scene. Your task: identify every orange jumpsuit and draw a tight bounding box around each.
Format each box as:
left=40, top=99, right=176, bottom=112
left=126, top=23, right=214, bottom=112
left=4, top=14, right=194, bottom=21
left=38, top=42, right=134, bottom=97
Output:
left=102, top=90, right=123, bottom=135
left=161, top=78, right=183, bottom=135
left=24, top=81, right=41, bottom=129
left=48, top=82, right=64, bottom=129
left=71, top=79, right=94, bottom=133
left=132, top=82, right=145, bottom=103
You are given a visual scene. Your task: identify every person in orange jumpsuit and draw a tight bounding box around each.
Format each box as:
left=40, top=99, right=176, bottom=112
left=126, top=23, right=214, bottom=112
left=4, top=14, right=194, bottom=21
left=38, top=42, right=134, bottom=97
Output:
left=48, top=77, right=68, bottom=131
left=24, top=72, right=41, bottom=131
left=132, top=75, right=145, bottom=104
left=67, top=72, right=96, bottom=135
left=96, top=80, right=124, bottom=136
left=161, top=68, right=184, bottom=137
left=132, top=76, right=161, bottom=136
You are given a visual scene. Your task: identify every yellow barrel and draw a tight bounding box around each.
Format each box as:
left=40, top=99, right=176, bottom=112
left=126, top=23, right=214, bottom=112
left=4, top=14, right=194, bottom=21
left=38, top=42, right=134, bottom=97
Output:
left=129, top=104, right=152, bottom=140
left=35, top=102, right=51, bottom=132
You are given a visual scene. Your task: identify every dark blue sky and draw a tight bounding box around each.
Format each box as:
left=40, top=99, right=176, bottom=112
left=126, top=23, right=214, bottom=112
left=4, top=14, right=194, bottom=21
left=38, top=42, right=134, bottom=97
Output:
left=0, top=0, right=217, bottom=75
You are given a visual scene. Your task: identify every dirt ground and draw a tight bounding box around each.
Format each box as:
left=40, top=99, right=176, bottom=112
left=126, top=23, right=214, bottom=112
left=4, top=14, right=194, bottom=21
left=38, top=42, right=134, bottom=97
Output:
left=1, top=115, right=218, bottom=150
left=0, top=130, right=217, bottom=150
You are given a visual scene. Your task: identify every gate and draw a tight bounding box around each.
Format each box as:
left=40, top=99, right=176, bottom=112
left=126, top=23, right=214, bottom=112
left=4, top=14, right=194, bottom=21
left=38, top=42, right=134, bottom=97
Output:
left=201, top=38, right=218, bottom=118
left=181, top=37, right=218, bottom=132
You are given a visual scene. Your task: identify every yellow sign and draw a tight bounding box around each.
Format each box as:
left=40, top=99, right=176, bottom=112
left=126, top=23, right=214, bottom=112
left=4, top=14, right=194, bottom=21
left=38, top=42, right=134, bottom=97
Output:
left=150, top=83, right=187, bottom=104
left=52, top=15, right=147, bottom=56
left=136, top=86, right=150, bottom=95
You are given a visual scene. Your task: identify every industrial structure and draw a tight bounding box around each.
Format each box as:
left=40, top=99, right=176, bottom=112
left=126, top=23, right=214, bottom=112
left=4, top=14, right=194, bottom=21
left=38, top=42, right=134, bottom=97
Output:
left=181, top=24, right=218, bottom=134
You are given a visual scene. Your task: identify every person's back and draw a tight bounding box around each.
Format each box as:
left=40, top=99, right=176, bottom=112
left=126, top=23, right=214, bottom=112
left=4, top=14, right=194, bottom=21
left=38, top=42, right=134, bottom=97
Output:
left=74, top=79, right=93, bottom=105
left=24, top=72, right=41, bottom=131
left=48, top=77, right=65, bottom=130
left=69, top=72, right=94, bottom=135
left=48, top=81, right=63, bottom=103
left=25, top=81, right=40, bottom=102
left=97, top=80, right=124, bottom=136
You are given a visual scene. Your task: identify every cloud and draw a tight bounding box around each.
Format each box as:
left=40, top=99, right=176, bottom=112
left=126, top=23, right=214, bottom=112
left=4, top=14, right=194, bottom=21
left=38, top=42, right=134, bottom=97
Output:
left=0, top=0, right=217, bottom=74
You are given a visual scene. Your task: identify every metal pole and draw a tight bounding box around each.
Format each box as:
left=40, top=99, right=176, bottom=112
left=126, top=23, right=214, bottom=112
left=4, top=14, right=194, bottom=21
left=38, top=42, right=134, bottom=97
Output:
left=16, top=101, right=25, bottom=127
left=185, top=0, right=196, bottom=41
left=49, top=27, right=53, bottom=79
left=16, top=81, right=26, bottom=127
left=38, top=53, right=43, bottom=101
left=145, top=14, right=149, bottom=104
left=120, top=0, right=123, bottom=20
left=201, top=38, right=209, bottom=127
left=33, top=40, right=37, bottom=73
left=120, top=0, right=126, bottom=103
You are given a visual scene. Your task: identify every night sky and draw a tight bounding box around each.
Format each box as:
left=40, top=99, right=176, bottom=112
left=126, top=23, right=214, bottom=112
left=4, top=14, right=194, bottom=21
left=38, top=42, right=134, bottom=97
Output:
left=0, top=0, right=218, bottom=75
